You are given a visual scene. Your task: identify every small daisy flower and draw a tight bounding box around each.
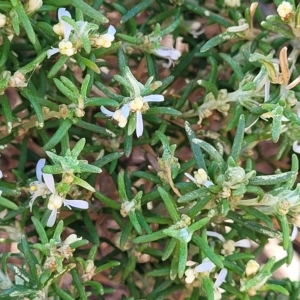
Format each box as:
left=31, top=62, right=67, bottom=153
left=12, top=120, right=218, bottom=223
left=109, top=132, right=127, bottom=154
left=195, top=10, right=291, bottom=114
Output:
left=154, top=46, right=181, bottom=68
left=128, top=95, right=164, bottom=137
left=101, top=104, right=130, bottom=128
left=207, top=231, right=251, bottom=256
left=43, top=172, right=89, bottom=227
left=91, top=25, right=116, bottom=48
left=29, top=159, right=50, bottom=212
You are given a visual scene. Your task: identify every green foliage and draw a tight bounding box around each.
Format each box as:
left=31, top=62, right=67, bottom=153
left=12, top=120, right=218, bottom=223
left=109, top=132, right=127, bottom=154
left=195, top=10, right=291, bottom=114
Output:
left=1, top=0, right=300, bottom=299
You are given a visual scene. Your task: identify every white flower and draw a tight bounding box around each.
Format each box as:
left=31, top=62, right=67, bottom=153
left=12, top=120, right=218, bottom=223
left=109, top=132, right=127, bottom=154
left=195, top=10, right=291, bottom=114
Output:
left=277, top=1, right=293, bottom=20
left=47, top=8, right=76, bottom=58
left=92, top=25, right=116, bottom=48
left=26, top=0, right=43, bottom=14
left=101, top=94, right=164, bottom=138
left=154, top=47, right=181, bottom=68
left=185, top=168, right=213, bottom=187
left=206, top=231, right=251, bottom=256
left=101, top=104, right=130, bottom=128
left=185, top=258, right=216, bottom=284
left=29, top=159, right=50, bottom=212
left=213, top=268, right=228, bottom=300
left=43, top=172, right=89, bottom=227
left=128, top=95, right=164, bottom=137
left=224, top=0, right=241, bottom=7
left=0, top=13, right=7, bottom=28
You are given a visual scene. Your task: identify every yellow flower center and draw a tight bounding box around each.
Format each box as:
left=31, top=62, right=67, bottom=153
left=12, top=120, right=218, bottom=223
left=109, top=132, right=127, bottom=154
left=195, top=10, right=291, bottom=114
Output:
left=58, top=40, right=76, bottom=56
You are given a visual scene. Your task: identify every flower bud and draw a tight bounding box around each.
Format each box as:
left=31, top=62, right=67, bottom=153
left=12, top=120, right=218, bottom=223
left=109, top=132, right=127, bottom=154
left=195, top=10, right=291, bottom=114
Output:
left=224, top=0, right=241, bottom=7
left=245, top=260, right=260, bottom=277
left=26, top=0, right=43, bottom=14
left=277, top=1, right=293, bottom=20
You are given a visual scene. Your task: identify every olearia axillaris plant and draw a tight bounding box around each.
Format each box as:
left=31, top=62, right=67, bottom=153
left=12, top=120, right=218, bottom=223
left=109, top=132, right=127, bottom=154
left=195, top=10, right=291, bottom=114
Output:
left=2, top=0, right=300, bottom=299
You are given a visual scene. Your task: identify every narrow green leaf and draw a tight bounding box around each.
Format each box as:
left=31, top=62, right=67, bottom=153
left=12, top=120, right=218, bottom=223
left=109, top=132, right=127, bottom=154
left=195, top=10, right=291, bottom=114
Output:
left=43, top=118, right=73, bottom=151
left=21, top=88, right=44, bottom=128
left=146, top=107, right=181, bottom=116
left=1, top=95, right=13, bottom=133
left=120, top=0, right=154, bottom=24
left=0, top=196, right=18, bottom=210
left=31, top=217, right=48, bottom=245
left=197, top=79, right=218, bottom=99
left=70, top=269, right=87, bottom=300
left=157, top=187, right=180, bottom=223
left=230, top=115, right=245, bottom=162
left=192, top=235, right=223, bottom=268
left=69, top=0, right=108, bottom=23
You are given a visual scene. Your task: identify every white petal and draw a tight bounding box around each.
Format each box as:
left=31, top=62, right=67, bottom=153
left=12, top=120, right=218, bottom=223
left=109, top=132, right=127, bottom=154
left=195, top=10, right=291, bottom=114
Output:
left=121, top=104, right=130, bottom=118
left=186, top=260, right=197, bottom=267
left=185, top=173, right=196, bottom=183
left=264, top=79, right=270, bottom=102
left=101, top=106, right=114, bottom=117
left=107, top=25, right=116, bottom=36
left=143, top=95, right=164, bottom=102
left=185, top=274, right=196, bottom=284
left=64, top=200, right=89, bottom=209
left=293, top=141, right=300, bottom=154
left=36, top=159, right=46, bottom=183
left=234, top=239, right=251, bottom=248
left=206, top=231, right=226, bottom=242
left=47, top=209, right=57, bottom=227
left=42, top=173, right=55, bottom=194
left=47, top=48, right=60, bottom=58
left=195, top=260, right=215, bottom=273
left=214, top=268, right=227, bottom=288
left=63, top=23, right=73, bottom=41
left=204, top=180, right=214, bottom=187
left=136, top=111, right=144, bottom=138
left=58, top=8, right=71, bottom=21
left=155, top=48, right=172, bottom=58
left=291, top=225, right=298, bottom=241
left=170, top=50, right=181, bottom=60
left=0, top=170, right=2, bottom=179
left=29, top=195, right=38, bottom=212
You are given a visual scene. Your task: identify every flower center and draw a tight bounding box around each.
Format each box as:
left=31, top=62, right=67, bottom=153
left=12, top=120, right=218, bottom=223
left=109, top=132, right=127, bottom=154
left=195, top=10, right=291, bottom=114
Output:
left=48, top=193, right=64, bottom=210
left=58, top=40, right=76, bottom=56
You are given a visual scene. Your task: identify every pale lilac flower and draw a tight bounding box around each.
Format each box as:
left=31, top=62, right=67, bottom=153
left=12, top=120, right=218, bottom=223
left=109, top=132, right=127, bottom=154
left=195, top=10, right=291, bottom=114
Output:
left=154, top=47, right=181, bottom=68
left=29, top=159, right=50, bottom=211
left=207, top=231, right=251, bottom=256
left=185, top=258, right=216, bottom=284
left=47, top=8, right=76, bottom=58
left=101, top=104, right=130, bottom=128
left=128, top=95, right=164, bottom=137
left=43, top=172, right=89, bottom=227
